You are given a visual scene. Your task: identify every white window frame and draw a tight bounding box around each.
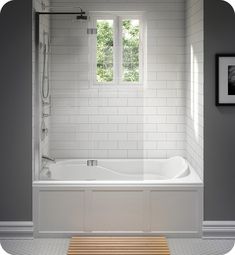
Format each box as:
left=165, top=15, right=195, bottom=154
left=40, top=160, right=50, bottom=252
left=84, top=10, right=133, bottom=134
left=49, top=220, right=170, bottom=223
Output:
left=90, top=12, right=145, bottom=87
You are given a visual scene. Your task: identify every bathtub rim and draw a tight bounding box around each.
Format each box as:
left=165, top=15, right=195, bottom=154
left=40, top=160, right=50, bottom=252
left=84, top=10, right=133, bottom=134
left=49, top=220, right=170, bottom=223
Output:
left=33, top=163, right=202, bottom=187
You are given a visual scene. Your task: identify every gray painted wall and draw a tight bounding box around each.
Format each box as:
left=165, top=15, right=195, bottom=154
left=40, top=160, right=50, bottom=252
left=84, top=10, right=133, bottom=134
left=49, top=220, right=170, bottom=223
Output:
left=204, top=0, right=235, bottom=220
left=0, top=0, right=235, bottom=221
left=0, top=0, right=32, bottom=221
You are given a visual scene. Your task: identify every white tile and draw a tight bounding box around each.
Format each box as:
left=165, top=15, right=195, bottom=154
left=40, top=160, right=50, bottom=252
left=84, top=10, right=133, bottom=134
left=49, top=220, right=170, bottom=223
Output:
left=108, top=133, right=127, bottom=141
left=89, top=150, right=108, bottom=158
left=118, top=141, right=138, bottom=150
left=109, top=115, right=128, bottom=123
left=118, top=107, right=138, bottom=115
left=128, top=115, right=143, bottom=123
left=98, top=107, right=118, bottom=115
left=89, top=98, right=108, bottom=106
left=158, top=141, right=177, bottom=150
left=167, top=133, right=185, bottom=141
left=143, top=141, right=157, bottom=149
left=118, top=124, right=139, bottom=132
left=167, top=115, right=185, bottom=123
left=108, top=150, right=128, bottom=158
left=89, top=133, right=108, bottom=141
left=145, top=150, right=167, bottom=158
left=157, top=124, right=177, bottom=132
left=144, top=98, right=167, bottom=107
left=127, top=133, right=144, bottom=141
left=99, top=141, right=118, bottom=150
left=128, top=98, right=144, bottom=107
left=89, top=116, right=108, bottom=123
left=127, top=150, right=144, bottom=158
left=144, top=115, right=167, bottom=123
left=147, top=72, right=157, bottom=80
left=157, top=89, right=177, bottom=97
left=99, top=124, right=118, bottom=132
left=108, top=98, right=128, bottom=106
left=143, top=123, right=157, bottom=132
left=47, top=0, right=194, bottom=160
left=145, top=133, right=166, bottom=141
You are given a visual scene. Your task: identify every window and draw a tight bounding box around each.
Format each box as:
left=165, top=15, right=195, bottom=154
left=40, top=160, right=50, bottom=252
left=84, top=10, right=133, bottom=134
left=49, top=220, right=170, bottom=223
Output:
left=91, top=14, right=144, bottom=85
left=122, top=19, right=140, bottom=82
left=96, top=19, right=114, bottom=83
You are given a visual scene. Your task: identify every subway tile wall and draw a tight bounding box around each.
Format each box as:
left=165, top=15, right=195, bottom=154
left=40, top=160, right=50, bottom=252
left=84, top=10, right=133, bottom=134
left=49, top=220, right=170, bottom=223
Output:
left=49, top=0, right=187, bottom=159
left=185, top=0, right=203, bottom=178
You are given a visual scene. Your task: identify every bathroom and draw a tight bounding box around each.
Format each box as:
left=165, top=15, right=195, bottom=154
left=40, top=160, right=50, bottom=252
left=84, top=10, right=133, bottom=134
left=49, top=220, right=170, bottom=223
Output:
left=32, top=0, right=204, bottom=236
left=0, top=0, right=235, bottom=254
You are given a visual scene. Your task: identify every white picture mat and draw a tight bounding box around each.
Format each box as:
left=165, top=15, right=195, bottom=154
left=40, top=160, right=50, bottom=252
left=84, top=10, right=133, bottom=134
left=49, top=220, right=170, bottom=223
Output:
left=219, top=57, right=235, bottom=104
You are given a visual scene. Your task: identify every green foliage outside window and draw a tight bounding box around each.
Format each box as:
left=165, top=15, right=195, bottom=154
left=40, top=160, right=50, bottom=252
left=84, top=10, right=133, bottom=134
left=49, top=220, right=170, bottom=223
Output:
left=122, top=19, right=140, bottom=82
left=96, top=18, right=140, bottom=83
left=96, top=20, right=114, bottom=83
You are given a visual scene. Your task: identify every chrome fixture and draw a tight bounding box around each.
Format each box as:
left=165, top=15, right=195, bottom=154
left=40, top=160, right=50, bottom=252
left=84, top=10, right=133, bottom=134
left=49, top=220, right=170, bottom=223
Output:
left=41, top=31, right=50, bottom=100
left=40, top=166, right=52, bottom=178
left=87, top=160, right=98, bottom=166
left=42, top=113, right=50, bottom=118
left=42, top=155, right=56, bottom=163
left=42, top=95, right=52, bottom=117
left=42, top=98, right=50, bottom=106
left=41, top=154, right=54, bottom=179
left=39, top=5, right=87, bottom=20
left=41, top=119, right=48, bottom=141
left=76, top=8, right=87, bottom=20
left=41, top=31, right=51, bottom=118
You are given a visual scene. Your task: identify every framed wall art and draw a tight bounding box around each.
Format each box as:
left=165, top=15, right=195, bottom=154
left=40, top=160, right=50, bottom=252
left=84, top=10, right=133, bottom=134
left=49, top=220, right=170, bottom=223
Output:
left=216, top=54, right=235, bottom=105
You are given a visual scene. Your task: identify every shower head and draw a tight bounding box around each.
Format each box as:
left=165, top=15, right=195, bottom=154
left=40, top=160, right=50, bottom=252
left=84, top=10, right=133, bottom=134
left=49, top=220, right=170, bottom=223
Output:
left=76, top=14, right=87, bottom=20
left=75, top=7, right=87, bottom=20
left=40, top=4, right=88, bottom=18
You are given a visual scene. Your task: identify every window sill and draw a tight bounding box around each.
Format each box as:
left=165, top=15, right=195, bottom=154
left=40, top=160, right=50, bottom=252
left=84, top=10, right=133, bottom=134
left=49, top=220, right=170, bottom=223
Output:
left=92, top=83, right=144, bottom=88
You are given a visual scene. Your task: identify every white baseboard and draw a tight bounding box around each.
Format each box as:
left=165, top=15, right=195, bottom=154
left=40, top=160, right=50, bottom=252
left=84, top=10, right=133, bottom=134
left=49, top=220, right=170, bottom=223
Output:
left=203, top=221, right=235, bottom=239
left=0, top=221, right=33, bottom=239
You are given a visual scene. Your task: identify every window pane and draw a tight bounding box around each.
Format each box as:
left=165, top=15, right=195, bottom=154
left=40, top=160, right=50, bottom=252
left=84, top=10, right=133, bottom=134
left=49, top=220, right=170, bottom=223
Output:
left=122, top=19, right=140, bottom=82
left=96, top=20, right=114, bottom=83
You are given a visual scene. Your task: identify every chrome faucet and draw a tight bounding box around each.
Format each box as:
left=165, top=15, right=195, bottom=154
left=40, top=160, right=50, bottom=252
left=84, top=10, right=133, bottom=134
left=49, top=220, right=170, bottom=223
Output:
left=41, top=155, right=54, bottom=178
left=87, top=159, right=98, bottom=166
left=42, top=155, right=56, bottom=163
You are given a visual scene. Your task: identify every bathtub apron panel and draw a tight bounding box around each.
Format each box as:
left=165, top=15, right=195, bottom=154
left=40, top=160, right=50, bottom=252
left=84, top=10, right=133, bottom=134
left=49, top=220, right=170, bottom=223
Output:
left=33, top=184, right=203, bottom=237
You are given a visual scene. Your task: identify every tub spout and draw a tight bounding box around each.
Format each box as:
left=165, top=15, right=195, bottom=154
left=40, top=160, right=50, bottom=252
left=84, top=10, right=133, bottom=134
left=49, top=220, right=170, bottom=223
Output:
left=42, top=155, right=56, bottom=163
left=87, top=160, right=98, bottom=166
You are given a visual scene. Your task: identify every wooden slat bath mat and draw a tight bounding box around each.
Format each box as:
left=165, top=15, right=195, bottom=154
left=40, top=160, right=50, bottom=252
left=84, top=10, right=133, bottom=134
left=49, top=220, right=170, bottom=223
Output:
left=67, top=236, right=170, bottom=255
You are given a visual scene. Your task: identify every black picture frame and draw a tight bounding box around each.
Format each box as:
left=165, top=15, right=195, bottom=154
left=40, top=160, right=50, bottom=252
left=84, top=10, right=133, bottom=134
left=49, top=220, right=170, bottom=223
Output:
left=216, top=54, right=235, bottom=106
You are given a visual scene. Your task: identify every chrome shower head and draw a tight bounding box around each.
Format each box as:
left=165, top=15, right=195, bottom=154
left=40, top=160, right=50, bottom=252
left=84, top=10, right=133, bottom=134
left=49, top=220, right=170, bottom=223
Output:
left=76, top=8, right=87, bottom=20
left=76, top=14, right=87, bottom=20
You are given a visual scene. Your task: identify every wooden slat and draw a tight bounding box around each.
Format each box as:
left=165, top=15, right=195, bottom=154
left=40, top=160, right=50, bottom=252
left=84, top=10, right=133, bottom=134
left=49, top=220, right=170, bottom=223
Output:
left=67, top=236, right=170, bottom=255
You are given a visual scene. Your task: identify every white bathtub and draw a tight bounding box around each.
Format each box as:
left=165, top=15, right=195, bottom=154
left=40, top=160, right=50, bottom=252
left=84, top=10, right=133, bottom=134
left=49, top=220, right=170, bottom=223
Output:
left=39, top=156, right=200, bottom=184
left=33, top=157, right=203, bottom=238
